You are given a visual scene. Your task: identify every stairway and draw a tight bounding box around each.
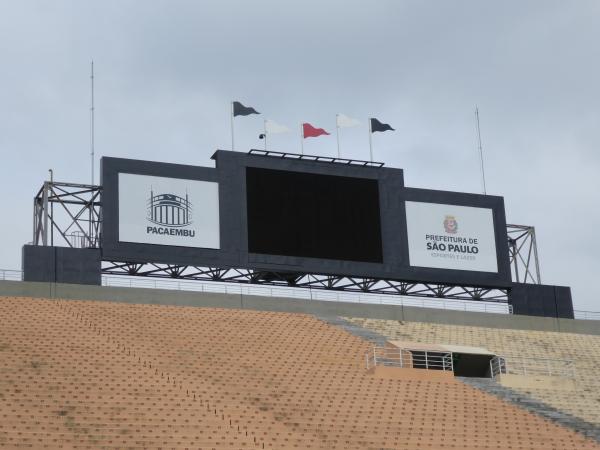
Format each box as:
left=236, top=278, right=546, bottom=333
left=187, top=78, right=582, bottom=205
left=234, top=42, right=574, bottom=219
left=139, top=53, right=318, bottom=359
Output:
left=458, top=376, right=600, bottom=443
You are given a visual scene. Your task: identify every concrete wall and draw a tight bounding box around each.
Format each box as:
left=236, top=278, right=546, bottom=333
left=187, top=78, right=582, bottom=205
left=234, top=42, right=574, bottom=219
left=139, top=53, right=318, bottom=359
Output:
left=0, top=279, right=598, bottom=336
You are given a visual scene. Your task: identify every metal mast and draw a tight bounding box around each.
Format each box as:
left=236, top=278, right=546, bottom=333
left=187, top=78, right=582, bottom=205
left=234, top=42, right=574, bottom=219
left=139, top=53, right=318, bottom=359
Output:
left=475, top=106, right=487, bottom=195
left=90, top=61, right=95, bottom=185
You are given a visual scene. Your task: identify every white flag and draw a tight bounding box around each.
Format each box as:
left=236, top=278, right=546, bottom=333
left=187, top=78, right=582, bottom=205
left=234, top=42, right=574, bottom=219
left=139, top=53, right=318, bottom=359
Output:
left=336, top=113, right=361, bottom=128
left=265, top=119, right=291, bottom=134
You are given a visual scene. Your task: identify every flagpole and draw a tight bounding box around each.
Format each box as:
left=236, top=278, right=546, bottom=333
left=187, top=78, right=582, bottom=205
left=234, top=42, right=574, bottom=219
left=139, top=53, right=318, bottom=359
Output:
left=475, top=106, right=487, bottom=195
left=264, top=120, right=268, bottom=151
left=368, top=118, right=373, bottom=162
left=335, top=114, right=341, bottom=158
left=300, top=123, right=304, bottom=155
left=230, top=101, right=235, bottom=151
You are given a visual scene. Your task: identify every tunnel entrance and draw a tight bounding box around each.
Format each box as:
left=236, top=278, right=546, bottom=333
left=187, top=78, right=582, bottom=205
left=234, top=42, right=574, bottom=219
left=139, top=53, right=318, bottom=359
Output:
left=387, top=341, right=497, bottom=378
left=452, top=352, right=495, bottom=377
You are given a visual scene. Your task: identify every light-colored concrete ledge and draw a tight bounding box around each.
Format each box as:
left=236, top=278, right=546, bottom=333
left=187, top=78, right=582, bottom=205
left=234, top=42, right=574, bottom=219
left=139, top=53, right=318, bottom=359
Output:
left=1, top=280, right=599, bottom=335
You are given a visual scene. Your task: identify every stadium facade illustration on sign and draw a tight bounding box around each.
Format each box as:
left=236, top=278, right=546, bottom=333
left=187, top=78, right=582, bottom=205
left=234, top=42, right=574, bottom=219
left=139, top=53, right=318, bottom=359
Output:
left=147, top=191, right=193, bottom=228
left=118, top=173, right=220, bottom=249
left=405, top=201, right=498, bottom=273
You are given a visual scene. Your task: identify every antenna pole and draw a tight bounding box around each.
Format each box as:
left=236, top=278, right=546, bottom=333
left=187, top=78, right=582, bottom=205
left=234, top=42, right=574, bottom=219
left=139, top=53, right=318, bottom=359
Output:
left=90, top=61, right=95, bottom=185
left=230, top=102, right=235, bottom=151
left=475, top=106, right=487, bottom=195
left=335, top=114, right=341, bottom=158
left=264, top=119, right=268, bottom=151
left=368, top=118, right=373, bottom=162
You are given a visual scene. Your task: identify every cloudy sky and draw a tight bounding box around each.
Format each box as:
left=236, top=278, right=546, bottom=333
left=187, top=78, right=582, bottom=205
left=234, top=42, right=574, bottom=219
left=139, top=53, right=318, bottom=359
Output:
left=1, top=1, right=598, bottom=311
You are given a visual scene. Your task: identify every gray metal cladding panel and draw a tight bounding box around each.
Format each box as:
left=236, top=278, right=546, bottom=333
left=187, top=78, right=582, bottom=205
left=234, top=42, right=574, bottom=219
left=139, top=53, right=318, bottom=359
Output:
left=22, top=245, right=55, bottom=282
left=22, top=245, right=101, bottom=285
left=55, top=247, right=101, bottom=285
left=554, top=286, right=575, bottom=319
left=509, top=283, right=574, bottom=319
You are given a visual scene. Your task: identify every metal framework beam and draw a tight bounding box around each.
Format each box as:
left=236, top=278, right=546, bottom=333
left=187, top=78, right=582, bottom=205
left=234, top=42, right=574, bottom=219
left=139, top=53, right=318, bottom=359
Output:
left=33, top=181, right=101, bottom=249
left=101, top=261, right=509, bottom=302
left=248, top=149, right=385, bottom=168
left=507, top=224, right=541, bottom=284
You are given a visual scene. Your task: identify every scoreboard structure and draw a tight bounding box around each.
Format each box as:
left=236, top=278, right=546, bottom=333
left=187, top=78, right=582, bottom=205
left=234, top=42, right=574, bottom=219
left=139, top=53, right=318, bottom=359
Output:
left=22, top=149, right=574, bottom=319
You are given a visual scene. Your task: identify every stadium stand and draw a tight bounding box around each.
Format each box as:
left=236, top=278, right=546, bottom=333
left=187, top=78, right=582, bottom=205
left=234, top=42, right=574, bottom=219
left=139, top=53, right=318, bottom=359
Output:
left=1, top=295, right=599, bottom=449
left=345, top=317, right=600, bottom=431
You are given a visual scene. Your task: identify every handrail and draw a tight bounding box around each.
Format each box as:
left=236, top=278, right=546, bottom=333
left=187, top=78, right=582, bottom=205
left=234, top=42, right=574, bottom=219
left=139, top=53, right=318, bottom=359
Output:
left=490, top=355, right=576, bottom=379
left=248, top=149, right=385, bottom=168
left=101, top=275, right=513, bottom=315
left=0, top=269, right=23, bottom=281
left=574, top=310, right=600, bottom=321
left=366, top=346, right=454, bottom=372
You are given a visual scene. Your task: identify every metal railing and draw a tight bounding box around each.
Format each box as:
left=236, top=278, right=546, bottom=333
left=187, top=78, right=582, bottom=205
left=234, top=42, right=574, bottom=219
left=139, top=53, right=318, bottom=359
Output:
left=67, top=231, right=88, bottom=249
left=574, top=310, right=600, bottom=321
left=0, top=269, right=23, bottom=281
left=365, top=346, right=454, bottom=372
left=101, top=275, right=513, bottom=314
left=490, top=355, right=576, bottom=379
left=248, top=149, right=385, bottom=168
left=489, top=356, right=507, bottom=378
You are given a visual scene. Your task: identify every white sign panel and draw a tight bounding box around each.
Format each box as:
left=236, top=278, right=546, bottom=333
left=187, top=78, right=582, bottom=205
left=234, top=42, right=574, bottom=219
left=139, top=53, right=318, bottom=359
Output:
left=405, top=201, right=497, bottom=272
left=118, top=173, right=220, bottom=249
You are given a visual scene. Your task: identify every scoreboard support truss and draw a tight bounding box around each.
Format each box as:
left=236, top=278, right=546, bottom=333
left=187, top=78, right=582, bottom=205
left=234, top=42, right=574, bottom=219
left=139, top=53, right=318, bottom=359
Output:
left=101, top=261, right=509, bottom=303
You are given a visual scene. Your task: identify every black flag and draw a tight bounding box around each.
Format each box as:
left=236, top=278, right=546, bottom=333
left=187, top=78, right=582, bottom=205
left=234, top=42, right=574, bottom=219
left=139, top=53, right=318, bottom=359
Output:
left=370, top=118, right=394, bottom=133
left=233, top=101, right=260, bottom=117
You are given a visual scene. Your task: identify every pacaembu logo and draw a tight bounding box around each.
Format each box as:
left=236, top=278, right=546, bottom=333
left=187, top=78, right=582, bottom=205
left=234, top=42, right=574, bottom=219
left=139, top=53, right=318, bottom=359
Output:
left=443, top=215, right=458, bottom=234
left=146, top=189, right=195, bottom=237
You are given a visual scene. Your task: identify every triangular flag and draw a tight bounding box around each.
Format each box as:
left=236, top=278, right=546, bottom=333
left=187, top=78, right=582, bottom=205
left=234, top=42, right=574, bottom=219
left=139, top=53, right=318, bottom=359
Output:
left=233, top=101, right=260, bottom=117
left=370, top=118, right=394, bottom=132
left=303, top=123, right=330, bottom=138
left=336, top=113, right=360, bottom=128
left=265, top=119, right=291, bottom=134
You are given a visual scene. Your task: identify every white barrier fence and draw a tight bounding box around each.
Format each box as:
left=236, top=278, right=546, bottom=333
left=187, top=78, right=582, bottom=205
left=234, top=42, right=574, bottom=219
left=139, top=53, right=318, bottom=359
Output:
left=366, top=346, right=454, bottom=371
left=574, top=310, right=600, bottom=321
left=100, top=274, right=513, bottom=314
left=490, top=355, right=576, bottom=379
left=0, top=269, right=23, bottom=281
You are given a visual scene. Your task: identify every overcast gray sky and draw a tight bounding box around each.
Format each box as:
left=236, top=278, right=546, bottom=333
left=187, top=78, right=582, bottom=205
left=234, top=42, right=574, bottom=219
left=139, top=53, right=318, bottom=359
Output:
left=1, top=1, right=599, bottom=311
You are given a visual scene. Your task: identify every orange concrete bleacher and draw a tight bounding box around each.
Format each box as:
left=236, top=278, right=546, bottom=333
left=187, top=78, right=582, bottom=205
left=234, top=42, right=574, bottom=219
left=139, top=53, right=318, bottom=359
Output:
left=346, top=317, right=600, bottom=428
left=1, top=296, right=599, bottom=449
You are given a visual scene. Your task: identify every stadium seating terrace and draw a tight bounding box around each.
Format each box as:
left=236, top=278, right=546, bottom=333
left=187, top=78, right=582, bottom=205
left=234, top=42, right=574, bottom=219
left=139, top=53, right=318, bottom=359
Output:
left=346, top=317, right=600, bottom=429
left=1, top=295, right=599, bottom=449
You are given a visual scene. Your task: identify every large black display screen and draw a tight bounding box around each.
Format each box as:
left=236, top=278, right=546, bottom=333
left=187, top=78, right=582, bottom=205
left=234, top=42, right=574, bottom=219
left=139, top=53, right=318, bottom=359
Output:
left=246, top=167, right=383, bottom=262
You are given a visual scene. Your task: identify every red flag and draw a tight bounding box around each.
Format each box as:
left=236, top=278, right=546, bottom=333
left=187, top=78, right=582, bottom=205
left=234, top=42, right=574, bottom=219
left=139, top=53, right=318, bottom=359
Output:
left=303, top=123, right=330, bottom=139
